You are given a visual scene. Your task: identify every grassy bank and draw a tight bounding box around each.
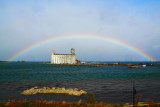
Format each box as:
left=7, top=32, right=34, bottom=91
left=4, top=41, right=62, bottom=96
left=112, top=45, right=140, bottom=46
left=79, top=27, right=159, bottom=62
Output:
left=0, top=100, right=125, bottom=107
left=1, top=100, right=160, bottom=107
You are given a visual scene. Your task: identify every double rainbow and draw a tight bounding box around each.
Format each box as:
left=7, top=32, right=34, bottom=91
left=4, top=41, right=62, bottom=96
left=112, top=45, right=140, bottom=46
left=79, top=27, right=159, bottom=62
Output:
left=7, top=34, right=156, bottom=61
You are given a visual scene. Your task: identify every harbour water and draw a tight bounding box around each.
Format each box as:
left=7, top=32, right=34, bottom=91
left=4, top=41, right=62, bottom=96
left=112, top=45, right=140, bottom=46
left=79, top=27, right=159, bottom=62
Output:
left=0, top=61, right=160, bottom=103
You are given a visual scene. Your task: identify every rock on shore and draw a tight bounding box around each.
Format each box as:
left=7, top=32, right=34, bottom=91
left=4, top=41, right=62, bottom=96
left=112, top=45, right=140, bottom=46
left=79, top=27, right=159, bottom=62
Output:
left=21, top=87, right=87, bottom=96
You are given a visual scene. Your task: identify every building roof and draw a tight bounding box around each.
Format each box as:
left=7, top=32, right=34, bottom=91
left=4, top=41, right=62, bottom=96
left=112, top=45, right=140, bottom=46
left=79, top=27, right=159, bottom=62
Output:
left=53, top=54, right=75, bottom=55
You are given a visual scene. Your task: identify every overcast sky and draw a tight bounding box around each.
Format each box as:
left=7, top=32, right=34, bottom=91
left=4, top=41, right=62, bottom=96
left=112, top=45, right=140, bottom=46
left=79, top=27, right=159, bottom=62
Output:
left=0, top=0, right=160, bottom=61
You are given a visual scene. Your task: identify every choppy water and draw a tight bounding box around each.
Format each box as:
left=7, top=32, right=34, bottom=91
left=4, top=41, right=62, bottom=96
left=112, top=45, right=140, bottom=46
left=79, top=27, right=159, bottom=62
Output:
left=0, top=61, right=160, bottom=103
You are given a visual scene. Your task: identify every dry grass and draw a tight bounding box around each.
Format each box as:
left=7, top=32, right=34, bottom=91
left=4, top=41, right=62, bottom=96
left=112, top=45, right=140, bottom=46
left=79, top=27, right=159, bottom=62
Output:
left=0, top=100, right=125, bottom=107
left=1, top=100, right=160, bottom=107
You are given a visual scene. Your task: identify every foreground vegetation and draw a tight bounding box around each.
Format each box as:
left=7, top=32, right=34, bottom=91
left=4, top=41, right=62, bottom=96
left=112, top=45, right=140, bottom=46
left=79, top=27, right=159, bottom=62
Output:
left=0, top=100, right=125, bottom=107
left=1, top=93, right=160, bottom=107
left=1, top=99, right=160, bottom=107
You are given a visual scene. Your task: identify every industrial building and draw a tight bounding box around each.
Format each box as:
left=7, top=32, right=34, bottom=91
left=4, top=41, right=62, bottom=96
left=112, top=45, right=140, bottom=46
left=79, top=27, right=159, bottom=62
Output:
left=51, top=48, right=76, bottom=64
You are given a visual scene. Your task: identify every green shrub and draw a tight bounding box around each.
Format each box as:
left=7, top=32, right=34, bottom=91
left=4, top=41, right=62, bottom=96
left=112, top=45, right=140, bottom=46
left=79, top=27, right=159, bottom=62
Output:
left=0, top=103, right=6, bottom=107
left=86, top=92, right=96, bottom=104
left=21, top=102, right=30, bottom=107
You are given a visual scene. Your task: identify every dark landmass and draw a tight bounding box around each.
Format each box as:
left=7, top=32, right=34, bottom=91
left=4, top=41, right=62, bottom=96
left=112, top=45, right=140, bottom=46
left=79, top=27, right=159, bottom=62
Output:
left=0, top=61, right=8, bottom=62
left=43, top=62, right=160, bottom=68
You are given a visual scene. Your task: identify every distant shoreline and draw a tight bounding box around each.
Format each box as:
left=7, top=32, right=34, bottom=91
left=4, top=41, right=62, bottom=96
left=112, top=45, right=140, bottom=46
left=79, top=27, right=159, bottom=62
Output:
left=43, top=62, right=160, bottom=67
left=1, top=61, right=160, bottom=67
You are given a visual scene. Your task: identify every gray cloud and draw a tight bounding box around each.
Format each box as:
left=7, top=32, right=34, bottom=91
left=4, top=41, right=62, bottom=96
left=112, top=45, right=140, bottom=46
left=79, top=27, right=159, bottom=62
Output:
left=0, top=0, right=160, bottom=61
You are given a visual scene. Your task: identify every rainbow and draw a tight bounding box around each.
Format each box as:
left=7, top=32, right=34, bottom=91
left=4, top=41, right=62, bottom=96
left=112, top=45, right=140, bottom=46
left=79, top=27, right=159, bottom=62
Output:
left=7, top=34, right=156, bottom=61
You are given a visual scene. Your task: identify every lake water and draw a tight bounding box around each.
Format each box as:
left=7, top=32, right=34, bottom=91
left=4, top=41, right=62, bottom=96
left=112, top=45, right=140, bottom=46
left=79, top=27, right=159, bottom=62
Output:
left=0, top=61, right=160, bottom=103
